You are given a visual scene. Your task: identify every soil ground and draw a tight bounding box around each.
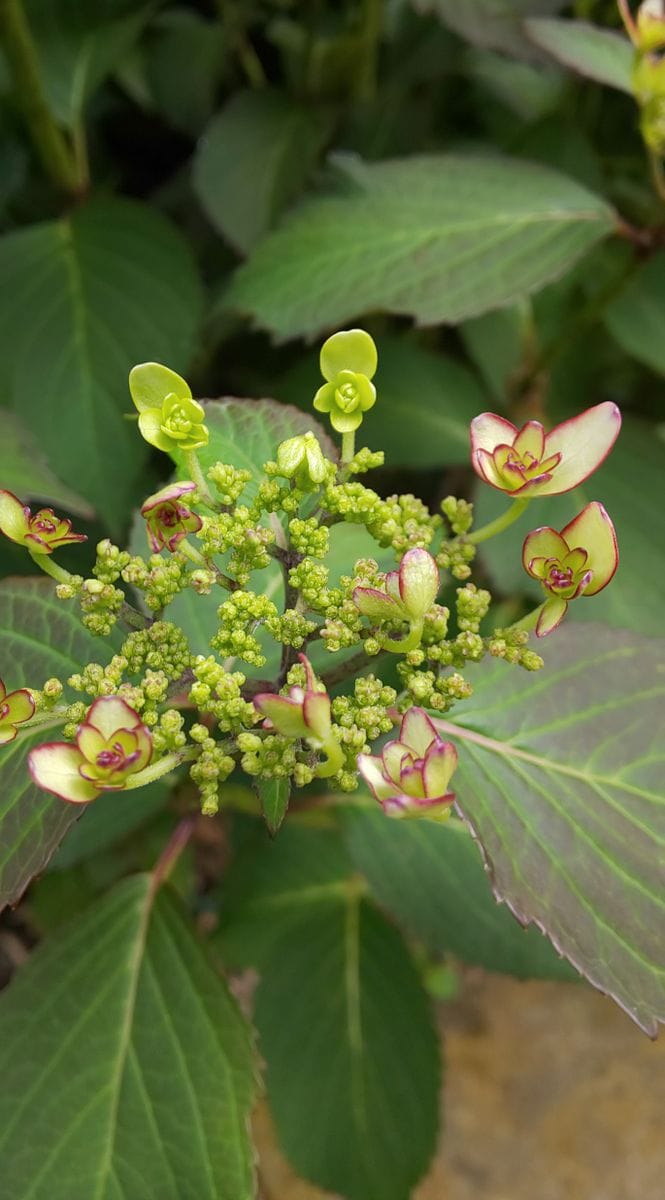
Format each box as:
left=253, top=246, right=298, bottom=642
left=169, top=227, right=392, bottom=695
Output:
left=255, top=970, right=665, bottom=1200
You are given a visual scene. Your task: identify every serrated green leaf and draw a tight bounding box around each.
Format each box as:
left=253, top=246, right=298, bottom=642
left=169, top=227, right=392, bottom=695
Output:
left=413, top=0, right=566, bottom=60
left=0, top=198, right=203, bottom=526
left=342, top=807, right=578, bottom=979
left=604, top=252, right=665, bottom=375
left=0, top=410, right=93, bottom=517
left=474, top=417, right=664, bottom=636
left=24, top=0, right=152, bottom=127
left=0, top=873, right=257, bottom=1198
left=256, top=776, right=291, bottom=834
left=275, top=334, right=486, bottom=467
left=227, top=154, right=615, bottom=338
left=524, top=18, right=634, bottom=93
left=219, top=823, right=440, bottom=1200
left=0, top=578, right=117, bottom=908
left=437, top=624, right=665, bottom=1035
left=194, top=89, right=332, bottom=254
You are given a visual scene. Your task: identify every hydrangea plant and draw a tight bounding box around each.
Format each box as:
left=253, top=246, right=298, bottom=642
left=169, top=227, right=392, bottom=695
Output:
left=0, top=328, right=621, bottom=822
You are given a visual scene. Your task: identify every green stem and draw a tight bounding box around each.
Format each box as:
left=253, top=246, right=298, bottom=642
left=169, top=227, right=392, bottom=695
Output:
left=314, top=735, right=345, bottom=779
left=28, top=551, right=73, bottom=585
left=0, top=0, right=80, bottom=194
left=183, top=449, right=217, bottom=511
left=20, top=710, right=69, bottom=736
left=124, top=748, right=197, bottom=790
left=467, top=498, right=530, bottom=546
left=341, top=430, right=356, bottom=465
left=378, top=619, right=423, bottom=655
left=504, top=603, right=544, bottom=635
left=355, top=0, right=383, bottom=102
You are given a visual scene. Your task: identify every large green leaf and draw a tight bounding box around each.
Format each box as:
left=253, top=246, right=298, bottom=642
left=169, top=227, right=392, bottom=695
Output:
left=0, top=578, right=117, bottom=908
left=0, top=410, right=93, bottom=517
left=412, top=0, right=566, bottom=60
left=24, top=0, right=151, bottom=127
left=275, top=335, right=486, bottom=467
left=219, top=823, right=440, bottom=1200
left=194, top=89, right=332, bottom=255
left=524, top=18, right=634, bottom=93
left=0, top=873, right=257, bottom=1198
left=342, top=807, right=578, bottom=979
left=436, top=624, right=665, bottom=1035
left=227, top=154, right=615, bottom=338
left=604, top=253, right=665, bottom=376
left=474, top=417, right=664, bottom=636
left=0, top=198, right=203, bottom=524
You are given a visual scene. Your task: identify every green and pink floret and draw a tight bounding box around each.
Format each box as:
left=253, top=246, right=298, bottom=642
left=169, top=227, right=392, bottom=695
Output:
left=522, top=501, right=619, bottom=637
left=0, top=677, right=35, bottom=746
left=470, top=403, right=621, bottom=497
left=28, top=696, right=152, bottom=804
left=358, top=708, right=458, bottom=820
left=353, top=547, right=439, bottom=653
left=253, top=654, right=343, bottom=778
left=0, top=490, right=86, bottom=554
left=141, top=480, right=203, bottom=553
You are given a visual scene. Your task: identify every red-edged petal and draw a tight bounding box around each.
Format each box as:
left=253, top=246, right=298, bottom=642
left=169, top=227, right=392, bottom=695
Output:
left=399, top=707, right=438, bottom=757
left=522, top=527, right=569, bottom=577
left=473, top=448, right=507, bottom=489
left=536, top=596, right=569, bottom=637
left=302, top=692, right=331, bottom=742
left=530, top=402, right=622, bottom=496
left=470, top=413, right=518, bottom=456
left=382, top=739, right=411, bottom=783
left=28, top=742, right=99, bottom=804
left=512, top=420, right=545, bottom=460
left=3, top=689, right=35, bottom=724
left=353, top=586, right=399, bottom=622
left=85, top=696, right=142, bottom=739
left=0, top=727, right=17, bottom=745
left=357, top=753, right=395, bottom=803
left=422, top=741, right=458, bottom=799
left=254, top=694, right=308, bottom=738
left=560, top=501, right=618, bottom=595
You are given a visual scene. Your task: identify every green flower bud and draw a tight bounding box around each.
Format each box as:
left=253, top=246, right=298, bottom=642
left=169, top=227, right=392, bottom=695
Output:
left=275, top=432, right=329, bottom=489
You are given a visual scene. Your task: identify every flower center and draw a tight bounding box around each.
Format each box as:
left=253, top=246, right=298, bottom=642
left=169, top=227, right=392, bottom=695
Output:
left=156, top=503, right=179, bottom=528
left=547, top=564, right=574, bottom=591
left=163, top=404, right=192, bottom=435
left=32, top=516, right=57, bottom=535
left=96, top=742, right=139, bottom=771
left=335, top=381, right=360, bottom=413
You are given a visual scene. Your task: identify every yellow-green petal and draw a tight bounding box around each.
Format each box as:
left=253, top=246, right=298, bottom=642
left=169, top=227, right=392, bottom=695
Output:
left=129, top=362, right=191, bottom=413
left=320, top=329, right=378, bottom=382
left=138, top=409, right=176, bottom=452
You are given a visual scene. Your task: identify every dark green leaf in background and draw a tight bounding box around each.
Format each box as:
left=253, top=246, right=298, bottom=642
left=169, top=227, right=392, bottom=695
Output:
left=412, top=0, right=566, bottom=61
left=23, top=0, right=151, bottom=128
left=228, top=154, right=615, bottom=338
left=604, top=252, right=665, bottom=376
left=144, top=8, right=227, bottom=135
left=0, top=578, right=116, bottom=909
left=524, top=18, right=634, bottom=93
left=194, top=89, right=333, bottom=255
left=0, top=410, right=93, bottom=517
left=342, top=807, right=578, bottom=979
left=0, top=874, right=257, bottom=1199
left=474, top=417, right=664, bottom=636
left=441, top=624, right=665, bottom=1035
left=0, top=198, right=203, bottom=525
left=219, top=823, right=440, bottom=1200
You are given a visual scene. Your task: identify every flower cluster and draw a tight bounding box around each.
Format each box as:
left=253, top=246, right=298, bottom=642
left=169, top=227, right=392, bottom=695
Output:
left=0, top=327, right=622, bottom=832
